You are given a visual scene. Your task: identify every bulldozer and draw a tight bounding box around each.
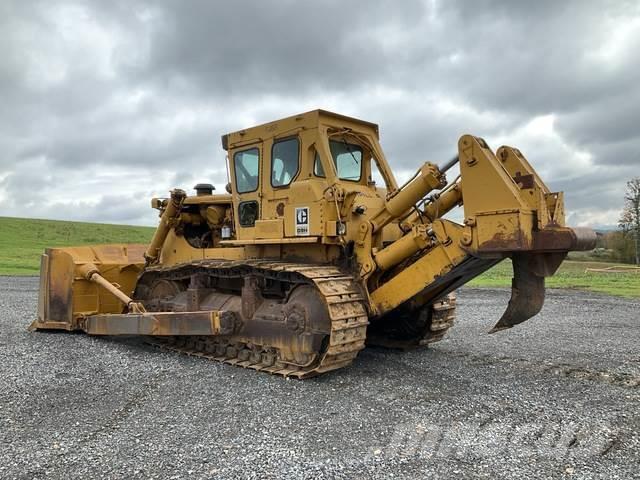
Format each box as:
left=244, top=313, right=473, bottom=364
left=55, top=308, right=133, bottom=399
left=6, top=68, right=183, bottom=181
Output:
left=30, top=110, right=595, bottom=378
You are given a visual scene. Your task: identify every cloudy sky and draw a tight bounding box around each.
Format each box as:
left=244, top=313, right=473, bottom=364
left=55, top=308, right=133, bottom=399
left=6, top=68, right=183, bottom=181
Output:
left=1, top=0, right=638, bottom=228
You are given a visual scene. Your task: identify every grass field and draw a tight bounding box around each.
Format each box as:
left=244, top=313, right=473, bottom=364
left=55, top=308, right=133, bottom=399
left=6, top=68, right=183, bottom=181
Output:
left=0, top=216, right=638, bottom=298
left=469, top=259, right=640, bottom=298
left=0, top=216, right=154, bottom=275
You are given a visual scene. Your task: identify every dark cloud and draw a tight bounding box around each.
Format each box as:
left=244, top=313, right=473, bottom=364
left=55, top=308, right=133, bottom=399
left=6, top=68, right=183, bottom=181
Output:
left=127, top=0, right=429, bottom=96
left=0, top=0, right=638, bottom=228
left=555, top=88, right=640, bottom=162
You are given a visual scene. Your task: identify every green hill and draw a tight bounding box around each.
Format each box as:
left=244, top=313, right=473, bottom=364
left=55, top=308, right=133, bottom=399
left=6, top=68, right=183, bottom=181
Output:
left=469, top=258, right=639, bottom=298
left=0, top=216, right=154, bottom=275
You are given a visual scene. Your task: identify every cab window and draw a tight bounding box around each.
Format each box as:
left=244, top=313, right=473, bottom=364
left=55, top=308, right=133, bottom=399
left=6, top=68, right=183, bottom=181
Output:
left=234, top=148, right=259, bottom=193
left=370, top=154, right=385, bottom=186
left=271, top=138, right=299, bottom=187
left=314, top=152, right=325, bottom=177
left=314, top=140, right=363, bottom=181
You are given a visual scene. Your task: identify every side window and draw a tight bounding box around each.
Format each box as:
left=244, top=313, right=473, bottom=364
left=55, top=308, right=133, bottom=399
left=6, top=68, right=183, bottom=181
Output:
left=370, top=155, right=385, bottom=186
left=271, top=138, right=299, bottom=187
left=314, top=152, right=325, bottom=177
left=238, top=200, right=259, bottom=227
left=234, top=148, right=259, bottom=193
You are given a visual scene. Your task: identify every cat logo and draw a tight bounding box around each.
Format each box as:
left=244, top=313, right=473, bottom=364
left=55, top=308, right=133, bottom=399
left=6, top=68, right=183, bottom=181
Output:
left=295, top=207, right=309, bottom=236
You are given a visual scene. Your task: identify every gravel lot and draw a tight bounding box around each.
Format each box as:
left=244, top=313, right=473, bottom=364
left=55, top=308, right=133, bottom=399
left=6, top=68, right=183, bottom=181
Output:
left=1, top=276, right=639, bottom=479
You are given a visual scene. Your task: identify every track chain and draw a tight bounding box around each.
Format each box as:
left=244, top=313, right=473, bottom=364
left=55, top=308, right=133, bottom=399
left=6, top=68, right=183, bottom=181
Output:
left=419, top=293, right=456, bottom=345
left=143, top=260, right=369, bottom=378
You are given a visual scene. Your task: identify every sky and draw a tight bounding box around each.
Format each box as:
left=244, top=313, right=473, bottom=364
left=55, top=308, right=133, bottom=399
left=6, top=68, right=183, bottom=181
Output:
left=1, top=0, right=638, bottom=228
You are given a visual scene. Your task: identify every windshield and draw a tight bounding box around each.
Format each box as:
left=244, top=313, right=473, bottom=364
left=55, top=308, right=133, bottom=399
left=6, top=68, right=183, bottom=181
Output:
left=314, top=139, right=363, bottom=181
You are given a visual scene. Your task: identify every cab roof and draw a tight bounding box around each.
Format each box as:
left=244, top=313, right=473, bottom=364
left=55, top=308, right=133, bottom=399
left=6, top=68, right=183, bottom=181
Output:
left=222, top=109, right=379, bottom=150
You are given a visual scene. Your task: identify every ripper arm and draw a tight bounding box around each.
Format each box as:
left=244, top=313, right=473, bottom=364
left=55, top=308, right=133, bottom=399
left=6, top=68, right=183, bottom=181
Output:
left=363, top=135, right=595, bottom=331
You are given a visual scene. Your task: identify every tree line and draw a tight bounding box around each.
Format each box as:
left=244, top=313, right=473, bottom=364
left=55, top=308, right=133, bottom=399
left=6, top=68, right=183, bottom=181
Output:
left=603, top=177, right=640, bottom=265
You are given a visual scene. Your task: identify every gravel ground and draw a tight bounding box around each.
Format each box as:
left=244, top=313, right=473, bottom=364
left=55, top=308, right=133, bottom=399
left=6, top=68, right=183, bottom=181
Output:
left=1, top=276, right=639, bottom=479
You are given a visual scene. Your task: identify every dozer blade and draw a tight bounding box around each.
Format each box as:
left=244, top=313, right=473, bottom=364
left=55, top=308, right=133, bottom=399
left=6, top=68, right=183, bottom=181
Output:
left=490, top=252, right=566, bottom=333
left=30, top=244, right=147, bottom=332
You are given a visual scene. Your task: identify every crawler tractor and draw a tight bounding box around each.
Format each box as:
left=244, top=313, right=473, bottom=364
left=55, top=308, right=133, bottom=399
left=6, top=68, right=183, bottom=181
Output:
left=31, top=110, right=595, bottom=378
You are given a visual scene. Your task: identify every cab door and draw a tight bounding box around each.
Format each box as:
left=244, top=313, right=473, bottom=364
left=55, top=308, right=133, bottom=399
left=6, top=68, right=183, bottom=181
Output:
left=257, top=135, right=301, bottom=240
left=230, top=144, right=262, bottom=241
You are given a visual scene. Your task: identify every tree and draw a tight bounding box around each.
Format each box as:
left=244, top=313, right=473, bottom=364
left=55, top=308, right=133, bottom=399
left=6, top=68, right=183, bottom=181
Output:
left=603, top=230, right=634, bottom=263
left=619, top=177, right=640, bottom=265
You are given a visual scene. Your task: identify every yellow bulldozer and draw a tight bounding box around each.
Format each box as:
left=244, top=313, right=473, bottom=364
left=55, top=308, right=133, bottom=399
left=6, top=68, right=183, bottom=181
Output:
left=30, top=110, right=595, bottom=378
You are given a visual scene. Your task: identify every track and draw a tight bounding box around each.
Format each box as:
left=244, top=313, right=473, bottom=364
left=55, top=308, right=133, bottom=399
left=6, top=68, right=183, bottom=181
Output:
left=138, top=260, right=370, bottom=378
left=139, top=260, right=457, bottom=377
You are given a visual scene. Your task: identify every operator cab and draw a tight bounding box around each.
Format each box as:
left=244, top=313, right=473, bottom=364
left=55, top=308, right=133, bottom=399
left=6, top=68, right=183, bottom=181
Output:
left=222, top=110, right=395, bottom=243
